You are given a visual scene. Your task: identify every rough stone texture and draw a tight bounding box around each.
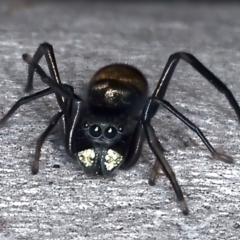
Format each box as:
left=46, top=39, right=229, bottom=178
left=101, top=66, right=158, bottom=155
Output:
left=0, top=1, right=240, bottom=240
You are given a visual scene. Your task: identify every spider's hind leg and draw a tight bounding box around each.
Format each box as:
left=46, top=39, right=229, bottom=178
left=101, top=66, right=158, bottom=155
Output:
left=149, top=97, right=234, bottom=164
left=149, top=52, right=240, bottom=163
left=0, top=88, right=53, bottom=127
left=24, top=42, right=61, bottom=93
left=152, top=52, right=240, bottom=122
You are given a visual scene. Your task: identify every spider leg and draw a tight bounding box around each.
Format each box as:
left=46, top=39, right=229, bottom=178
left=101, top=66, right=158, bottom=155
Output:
left=55, top=85, right=84, bottom=157
left=23, top=54, right=86, bottom=157
left=149, top=141, right=167, bottom=185
left=22, top=54, right=82, bottom=102
left=152, top=97, right=233, bottom=163
left=32, top=111, right=63, bottom=174
left=141, top=109, right=188, bottom=215
left=120, top=122, right=145, bottom=169
left=152, top=52, right=240, bottom=121
left=149, top=157, right=165, bottom=186
left=0, top=87, right=53, bottom=127
left=142, top=93, right=236, bottom=213
left=24, top=42, right=61, bottom=90
left=23, top=42, right=66, bottom=111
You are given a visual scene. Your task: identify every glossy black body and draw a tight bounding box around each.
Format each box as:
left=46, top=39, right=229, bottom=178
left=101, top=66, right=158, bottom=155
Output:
left=71, top=64, right=148, bottom=173
left=1, top=42, right=240, bottom=215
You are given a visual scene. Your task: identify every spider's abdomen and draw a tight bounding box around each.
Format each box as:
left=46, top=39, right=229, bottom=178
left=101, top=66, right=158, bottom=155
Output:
left=87, top=63, right=148, bottom=115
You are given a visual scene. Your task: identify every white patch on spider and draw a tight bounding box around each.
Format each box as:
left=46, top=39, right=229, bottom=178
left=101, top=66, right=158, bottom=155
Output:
left=78, top=149, right=95, bottom=167
left=104, top=149, right=123, bottom=171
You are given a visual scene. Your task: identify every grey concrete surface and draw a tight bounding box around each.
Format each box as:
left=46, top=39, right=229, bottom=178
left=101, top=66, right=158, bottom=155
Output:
left=0, top=1, right=240, bottom=239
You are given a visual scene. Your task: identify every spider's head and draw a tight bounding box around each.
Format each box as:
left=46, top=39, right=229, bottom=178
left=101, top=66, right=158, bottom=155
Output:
left=74, top=110, right=135, bottom=177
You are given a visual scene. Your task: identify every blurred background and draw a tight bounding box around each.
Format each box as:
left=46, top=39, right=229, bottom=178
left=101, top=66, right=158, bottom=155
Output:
left=1, top=0, right=240, bottom=239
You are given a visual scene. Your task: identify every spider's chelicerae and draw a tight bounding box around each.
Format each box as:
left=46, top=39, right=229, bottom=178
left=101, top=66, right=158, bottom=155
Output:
left=1, top=42, right=240, bottom=215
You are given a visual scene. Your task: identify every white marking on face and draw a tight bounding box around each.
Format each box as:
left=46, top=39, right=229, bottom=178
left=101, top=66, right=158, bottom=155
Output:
left=104, top=149, right=123, bottom=171
left=77, top=149, right=95, bottom=167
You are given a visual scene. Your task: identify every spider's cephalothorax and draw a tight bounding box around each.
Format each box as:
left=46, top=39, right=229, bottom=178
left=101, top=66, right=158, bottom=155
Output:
left=1, top=42, right=240, bottom=215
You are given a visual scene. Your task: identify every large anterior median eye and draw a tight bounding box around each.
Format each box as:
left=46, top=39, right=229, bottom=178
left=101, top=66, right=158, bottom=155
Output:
left=104, top=126, right=117, bottom=139
left=89, top=124, right=102, bottom=138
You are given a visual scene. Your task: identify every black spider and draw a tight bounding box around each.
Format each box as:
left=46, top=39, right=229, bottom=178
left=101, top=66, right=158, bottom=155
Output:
left=1, top=42, right=240, bottom=215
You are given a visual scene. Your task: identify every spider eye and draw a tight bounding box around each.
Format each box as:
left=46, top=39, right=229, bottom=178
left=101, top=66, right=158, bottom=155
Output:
left=104, top=126, right=117, bottom=139
left=83, top=122, right=89, bottom=129
left=118, top=126, right=124, bottom=133
left=89, top=124, right=102, bottom=138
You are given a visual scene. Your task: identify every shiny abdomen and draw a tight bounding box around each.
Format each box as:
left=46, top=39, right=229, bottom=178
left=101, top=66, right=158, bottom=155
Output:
left=87, top=63, right=148, bottom=115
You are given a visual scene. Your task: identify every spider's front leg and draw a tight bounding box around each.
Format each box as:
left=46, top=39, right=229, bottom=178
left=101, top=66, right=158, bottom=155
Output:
left=141, top=103, right=189, bottom=215
left=142, top=94, right=236, bottom=214
left=32, top=111, right=63, bottom=174
left=23, top=56, right=88, bottom=171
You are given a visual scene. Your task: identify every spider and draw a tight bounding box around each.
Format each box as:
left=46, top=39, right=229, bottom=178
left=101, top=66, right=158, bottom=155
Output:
left=1, top=42, right=240, bottom=215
